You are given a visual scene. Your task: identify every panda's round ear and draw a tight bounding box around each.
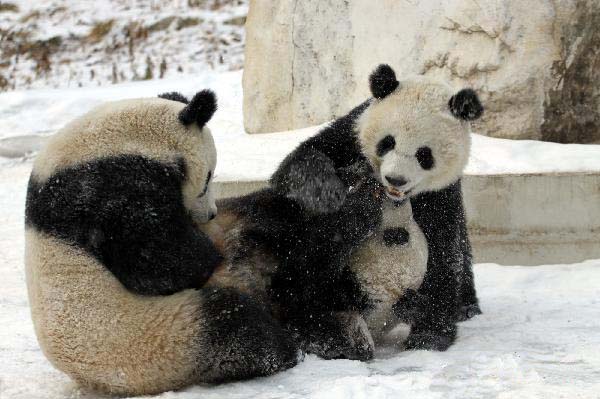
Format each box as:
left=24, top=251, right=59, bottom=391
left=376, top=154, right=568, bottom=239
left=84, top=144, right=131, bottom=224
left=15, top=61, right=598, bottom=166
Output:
left=158, top=91, right=189, bottom=104
left=448, top=89, right=483, bottom=121
left=178, top=89, right=217, bottom=129
left=369, top=64, right=400, bottom=99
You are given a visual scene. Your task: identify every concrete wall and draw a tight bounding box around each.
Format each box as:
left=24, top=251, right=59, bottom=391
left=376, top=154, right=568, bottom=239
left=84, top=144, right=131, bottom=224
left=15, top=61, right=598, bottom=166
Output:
left=215, top=172, right=600, bottom=266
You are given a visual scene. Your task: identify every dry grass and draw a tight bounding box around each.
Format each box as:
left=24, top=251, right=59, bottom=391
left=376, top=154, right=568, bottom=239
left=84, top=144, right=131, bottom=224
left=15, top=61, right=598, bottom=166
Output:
left=87, top=20, right=115, bottom=43
left=0, top=2, right=19, bottom=13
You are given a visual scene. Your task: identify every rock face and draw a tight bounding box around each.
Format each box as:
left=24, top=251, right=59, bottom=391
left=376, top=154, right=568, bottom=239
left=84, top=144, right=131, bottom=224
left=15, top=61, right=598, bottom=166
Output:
left=243, top=0, right=600, bottom=142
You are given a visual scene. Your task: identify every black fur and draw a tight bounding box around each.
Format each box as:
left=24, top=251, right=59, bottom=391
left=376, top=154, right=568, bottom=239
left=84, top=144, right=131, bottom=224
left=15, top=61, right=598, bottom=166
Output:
left=178, top=89, right=217, bottom=128
left=271, top=101, right=371, bottom=214
left=402, top=180, right=480, bottom=350
left=219, top=179, right=382, bottom=315
left=269, top=94, right=481, bottom=352
left=286, top=312, right=374, bottom=361
left=25, top=155, right=222, bottom=296
left=448, top=88, right=484, bottom=121
left=158, top=91, right=189, bottom=104
left=369, top=64, right=400, bottom=99
left=196, top=287, right=299, bottom=382
left=376, top=135, right=396, bottom=157
left=217, top=173, right=383, bottom=359
left=383, top=227, right=409, bottom=246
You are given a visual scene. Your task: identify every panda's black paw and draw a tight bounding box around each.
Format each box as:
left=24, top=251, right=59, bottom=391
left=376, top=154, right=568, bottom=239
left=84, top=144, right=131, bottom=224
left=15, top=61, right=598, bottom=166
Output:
left=272, top=150, right=347, bottom=214
left=456, top=303, right=482, bottom=322
left=290, top=312, right=374, bottom=361
left=404, top=330, right=456, bottom=351
left=294, top=171, right=347, bottom=214
left=336, top=160, right=373, bottom=187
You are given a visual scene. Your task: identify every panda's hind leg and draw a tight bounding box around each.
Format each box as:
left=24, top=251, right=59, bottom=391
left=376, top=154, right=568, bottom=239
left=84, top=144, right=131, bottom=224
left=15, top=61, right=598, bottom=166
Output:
left=195, top=287, right=299, bottom=383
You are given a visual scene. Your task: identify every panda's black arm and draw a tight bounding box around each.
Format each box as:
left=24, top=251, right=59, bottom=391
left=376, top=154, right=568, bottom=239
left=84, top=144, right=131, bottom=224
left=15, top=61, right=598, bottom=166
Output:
left=25, top=155, right=223, bottom=297
left=403, top=181, right=466, bottom=350
left=270, top=101, right=371, bottom=214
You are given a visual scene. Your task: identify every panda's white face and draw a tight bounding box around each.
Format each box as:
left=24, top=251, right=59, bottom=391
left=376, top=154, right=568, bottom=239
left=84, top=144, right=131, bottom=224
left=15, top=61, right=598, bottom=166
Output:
left=358, top=79, right=472, bottom=200
left=187, top=126, right=218, bottom=223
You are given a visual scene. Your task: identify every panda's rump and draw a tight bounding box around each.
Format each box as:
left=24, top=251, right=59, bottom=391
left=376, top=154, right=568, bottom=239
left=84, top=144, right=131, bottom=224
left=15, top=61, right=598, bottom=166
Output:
left=25, top=230, right=205, bottom=395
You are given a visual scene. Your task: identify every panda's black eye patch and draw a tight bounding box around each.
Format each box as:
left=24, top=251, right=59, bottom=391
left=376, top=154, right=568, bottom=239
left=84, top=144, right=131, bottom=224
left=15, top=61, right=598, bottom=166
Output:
left=198, top=171, right=212, bottom=198
left=376, top=135, right=396, bottom=157
left=415, top=146, right=434, bottom=170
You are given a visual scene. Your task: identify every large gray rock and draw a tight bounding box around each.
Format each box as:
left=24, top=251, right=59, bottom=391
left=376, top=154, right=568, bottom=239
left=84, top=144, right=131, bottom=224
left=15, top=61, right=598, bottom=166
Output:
left=243, top=0, right=600, bottom=142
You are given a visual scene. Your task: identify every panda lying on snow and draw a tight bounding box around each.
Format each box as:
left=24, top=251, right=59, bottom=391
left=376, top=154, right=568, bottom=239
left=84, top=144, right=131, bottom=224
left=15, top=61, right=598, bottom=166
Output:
left=24, top=92, right=299, bottom=396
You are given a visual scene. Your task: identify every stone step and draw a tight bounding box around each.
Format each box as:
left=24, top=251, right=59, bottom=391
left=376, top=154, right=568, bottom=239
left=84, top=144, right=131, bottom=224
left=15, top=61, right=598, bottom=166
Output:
left=214, top=171, right=600, bottom=266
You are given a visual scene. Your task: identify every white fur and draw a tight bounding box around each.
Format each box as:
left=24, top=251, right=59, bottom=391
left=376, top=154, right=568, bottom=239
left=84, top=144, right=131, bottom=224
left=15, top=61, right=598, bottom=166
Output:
left=350, top=200, right=428, bottom=343
left=358, top=77, right=472, bottom=196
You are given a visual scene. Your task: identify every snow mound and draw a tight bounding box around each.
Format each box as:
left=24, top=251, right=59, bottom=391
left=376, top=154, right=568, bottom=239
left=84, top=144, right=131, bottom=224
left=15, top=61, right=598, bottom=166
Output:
left=1, top=163, right=600, bottom=398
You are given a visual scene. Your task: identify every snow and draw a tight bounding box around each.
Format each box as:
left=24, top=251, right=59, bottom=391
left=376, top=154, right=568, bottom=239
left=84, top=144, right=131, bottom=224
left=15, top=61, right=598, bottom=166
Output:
left=1, top=162, right=600, bottom=398
left=0, top=0, right=247, bottom=91
left=1, top=70, right=600, bottom=180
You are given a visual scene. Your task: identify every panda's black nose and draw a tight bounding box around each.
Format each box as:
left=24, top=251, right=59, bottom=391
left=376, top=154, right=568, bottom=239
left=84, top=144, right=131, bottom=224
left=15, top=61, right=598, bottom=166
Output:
left=385, top=175, right=408, bottom=188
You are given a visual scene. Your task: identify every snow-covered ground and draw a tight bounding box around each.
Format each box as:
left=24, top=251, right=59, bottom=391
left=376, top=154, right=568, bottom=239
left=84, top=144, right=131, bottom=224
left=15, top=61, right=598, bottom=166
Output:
left=1, top=162, right=600, bottom=398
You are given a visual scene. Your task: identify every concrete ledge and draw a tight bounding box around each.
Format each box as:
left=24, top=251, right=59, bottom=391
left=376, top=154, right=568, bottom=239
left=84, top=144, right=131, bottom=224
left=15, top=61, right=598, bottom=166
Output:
left=464, top=172, right=600, bottom=265
left=215, top=171, right=600, bottom=266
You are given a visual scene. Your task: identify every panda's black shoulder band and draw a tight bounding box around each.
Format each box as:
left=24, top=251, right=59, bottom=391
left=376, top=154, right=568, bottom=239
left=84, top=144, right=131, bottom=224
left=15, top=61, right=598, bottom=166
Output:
left=158, top=91, right=189, bottom=104
left=179, top=89, right=217, bottom=128
left=369, top=64, right=399, bottom=99
left=448, top=88, right=483, bottom=121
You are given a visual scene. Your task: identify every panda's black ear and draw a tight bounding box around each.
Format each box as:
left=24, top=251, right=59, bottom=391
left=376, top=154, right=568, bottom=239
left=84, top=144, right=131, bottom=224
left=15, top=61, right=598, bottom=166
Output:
left=178, top=90, right=217, bottom=128
left=448, top=89, right=483, bottom=121
left=369, top=64, right=400, bottom=99
left=158, top=91, right=189, bottom=104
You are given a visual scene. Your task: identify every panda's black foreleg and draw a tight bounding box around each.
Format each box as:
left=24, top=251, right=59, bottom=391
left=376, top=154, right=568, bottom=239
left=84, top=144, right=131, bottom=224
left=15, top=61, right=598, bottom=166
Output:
left=285, top=311, right=374, bottom=361
left=401, top=256, right=460, bottom=351
left=271, top=148, right=348, bottom=214
left=457, top=220, right=482, bottom=321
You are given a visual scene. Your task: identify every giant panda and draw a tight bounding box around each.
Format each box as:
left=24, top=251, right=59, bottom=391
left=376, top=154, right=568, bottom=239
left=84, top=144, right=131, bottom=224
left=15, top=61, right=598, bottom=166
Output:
left=200, top=167, right=385, bottom=361
left=24, top=90, right=298, bottom=396
left=270, top=64, right=484, bottom=351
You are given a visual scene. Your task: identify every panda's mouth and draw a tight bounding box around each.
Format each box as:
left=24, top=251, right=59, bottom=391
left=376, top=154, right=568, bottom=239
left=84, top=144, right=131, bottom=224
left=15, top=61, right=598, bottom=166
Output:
left=385, top=187, right=411, bottom=202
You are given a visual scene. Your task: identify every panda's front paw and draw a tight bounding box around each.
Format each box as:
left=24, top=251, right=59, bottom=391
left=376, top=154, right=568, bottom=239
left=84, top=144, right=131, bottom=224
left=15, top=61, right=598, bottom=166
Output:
left=291, top=312, right=374, bottom=361
left=404, top=331, right=455, bottom=351
left=272, top=149, right=347, bottom=214
left=293, top=171, right=347, bottom=214
left=457, top=303, right=482, bottom=322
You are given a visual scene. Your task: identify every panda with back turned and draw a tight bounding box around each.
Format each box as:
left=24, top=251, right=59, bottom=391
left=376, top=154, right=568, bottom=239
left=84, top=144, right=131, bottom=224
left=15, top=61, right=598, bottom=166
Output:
left=271, top=64, right=484, bottom=351
left=24, top=90, right=298, bottom=396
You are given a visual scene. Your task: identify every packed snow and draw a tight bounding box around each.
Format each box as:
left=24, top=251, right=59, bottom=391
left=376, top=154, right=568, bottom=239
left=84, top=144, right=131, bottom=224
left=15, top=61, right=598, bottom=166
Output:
left=1, top=162, right=600, bottom=398
left=1, top=70, right=600, bottom=181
